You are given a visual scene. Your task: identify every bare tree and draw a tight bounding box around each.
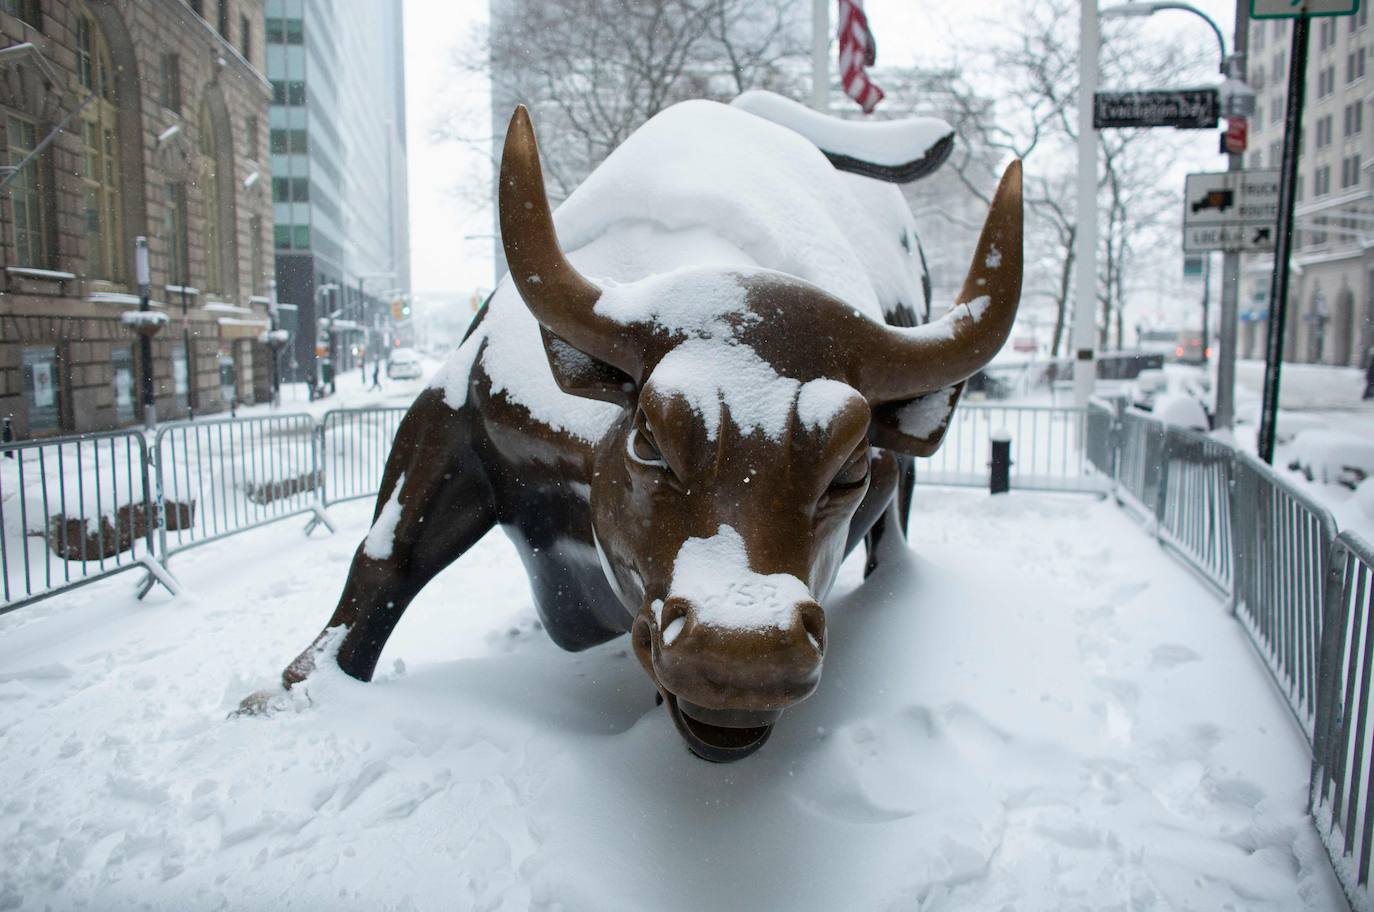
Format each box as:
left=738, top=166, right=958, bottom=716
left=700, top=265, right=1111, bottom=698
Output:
left=437, top=0, right=809, bottom=203
left=930, top=0, right=1213, bottom=355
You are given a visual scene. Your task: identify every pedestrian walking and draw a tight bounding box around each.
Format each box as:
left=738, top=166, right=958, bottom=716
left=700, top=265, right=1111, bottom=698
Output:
left=370, top=359, right=382, bottom=392
left=1364, top=345, right=1374, bottom=400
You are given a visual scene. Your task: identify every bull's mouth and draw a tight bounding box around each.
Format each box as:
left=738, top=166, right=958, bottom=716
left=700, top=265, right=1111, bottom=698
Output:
left=662, top=691, right=778, bottom=763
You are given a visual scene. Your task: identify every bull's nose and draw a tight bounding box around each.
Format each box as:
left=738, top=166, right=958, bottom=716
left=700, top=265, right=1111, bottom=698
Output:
left=640, top=596, right=827, bottom=711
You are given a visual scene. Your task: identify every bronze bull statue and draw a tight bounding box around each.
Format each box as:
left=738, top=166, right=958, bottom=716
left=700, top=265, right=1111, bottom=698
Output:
left=243, top=94, right=1022, bottom=762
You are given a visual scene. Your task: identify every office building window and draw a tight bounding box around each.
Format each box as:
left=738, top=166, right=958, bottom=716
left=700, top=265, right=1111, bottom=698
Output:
left=266, top=17, right=304, bottom=44
left=160, top=53, right=181, bottom=113
left=1346, top=101, right=1364, bottom=136
left=198, top=103, right=225, bottom=294
left=1343, top=154, right=1363, bottom=187
left=2, top=0, right=41, bottom=26
left=269, top=128, right=308, bottom=154
left=77, top=8, right=124, bottom=281
left=1320, top=18, right=1337, bottom=51
left=7, top=115, right=47, bottom=267
left=240, top=14, right=251, bottom=61
left=1315, top=164, right=1332, bottom=196
left=217, top=0, right=229, bottom=38
left=164, top=181, right=188, bottom=284
left=250, top=214, right=263, bottom=294
left=245, top=113, right=258, bottom=160
left=1317, top=115, right=1333, bottom=147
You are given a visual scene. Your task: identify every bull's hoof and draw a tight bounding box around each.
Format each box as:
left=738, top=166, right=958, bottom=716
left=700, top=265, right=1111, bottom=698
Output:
left=230, top=685, right=306, bottom=718
left=663, top=692, right=775, bottom=763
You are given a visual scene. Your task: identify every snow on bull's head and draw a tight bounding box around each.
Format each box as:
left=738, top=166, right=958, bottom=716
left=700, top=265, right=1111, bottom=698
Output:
left=499, top=105, right=1022, bottom=761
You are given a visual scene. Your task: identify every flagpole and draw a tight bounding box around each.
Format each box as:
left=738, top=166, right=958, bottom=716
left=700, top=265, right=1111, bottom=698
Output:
left=812, top=0, right=829, bottom=110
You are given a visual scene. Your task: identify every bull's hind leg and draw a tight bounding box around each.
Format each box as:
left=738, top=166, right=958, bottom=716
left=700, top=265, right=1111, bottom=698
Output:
left=862, top=455, right=914, bottom=578
left=240, top=389, right=496, bottom=709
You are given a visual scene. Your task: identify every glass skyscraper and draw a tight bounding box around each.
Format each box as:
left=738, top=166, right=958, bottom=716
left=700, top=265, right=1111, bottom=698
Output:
left=265, top=0, right=410, bottom=382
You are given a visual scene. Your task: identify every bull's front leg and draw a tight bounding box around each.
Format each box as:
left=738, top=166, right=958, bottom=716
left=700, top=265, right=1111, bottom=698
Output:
left=238, top=389, right=497, bottom=712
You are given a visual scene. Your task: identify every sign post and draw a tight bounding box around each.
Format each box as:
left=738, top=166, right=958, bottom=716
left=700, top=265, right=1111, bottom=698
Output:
left=1251, top=0, right=1361, bottom=462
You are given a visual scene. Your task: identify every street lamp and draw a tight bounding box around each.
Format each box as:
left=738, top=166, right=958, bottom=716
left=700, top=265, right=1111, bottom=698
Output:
left=314, top=282, right=339, bottom=397
left=1098, top=0, right=1255, bottom=429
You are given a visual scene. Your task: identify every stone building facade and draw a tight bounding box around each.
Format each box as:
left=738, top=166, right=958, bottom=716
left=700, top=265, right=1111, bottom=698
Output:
left=0, top=0, right=273, bottom=438
left=1242, top=10, right=1374, bottom=367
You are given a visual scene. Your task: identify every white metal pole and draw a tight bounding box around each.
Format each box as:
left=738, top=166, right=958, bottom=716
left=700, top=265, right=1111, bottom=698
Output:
left=1073, top=0, right=1099, bottom=407
left=812, top=0, right=829, bottom=111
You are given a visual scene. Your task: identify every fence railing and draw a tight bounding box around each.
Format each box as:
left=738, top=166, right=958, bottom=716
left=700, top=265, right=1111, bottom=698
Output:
left=918, top=403, right=1108, bottom=493
left=1096, top=404, right=1373, bottom=907
left=0, top=429, right=164, bottom=613
left=319, top=407, right=406, bottom=507
left=155, top=413, right=321, bottom=561
left=1313, top=532, right=1374, bottom=893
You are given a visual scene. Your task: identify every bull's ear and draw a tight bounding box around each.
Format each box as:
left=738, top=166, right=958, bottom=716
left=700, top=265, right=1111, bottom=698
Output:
left=540, top=327, right=637, bottom=407
left=869, top=382, right=965, bottom=457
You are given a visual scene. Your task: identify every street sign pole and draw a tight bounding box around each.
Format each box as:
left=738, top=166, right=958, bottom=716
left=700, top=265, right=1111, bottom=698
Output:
left=1257, top=16, right=1310, bottom=464
left=1216, top=0, right=1249, bottom=430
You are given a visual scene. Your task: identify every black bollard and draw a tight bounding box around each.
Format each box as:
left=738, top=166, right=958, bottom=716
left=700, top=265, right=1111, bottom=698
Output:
left=989, top=430, right=1011, bottom=495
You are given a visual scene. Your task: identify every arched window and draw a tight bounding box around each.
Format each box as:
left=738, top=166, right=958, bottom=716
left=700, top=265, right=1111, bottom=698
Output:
left=198, top=101, right=224, bottom=294
left=76, top=7, right=123, bottom=281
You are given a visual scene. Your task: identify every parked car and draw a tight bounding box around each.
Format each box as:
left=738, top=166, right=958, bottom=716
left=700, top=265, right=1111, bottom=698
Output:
left=1287, top=430, right=1374, bottom=489
left=386, top=348, right=423, bottom=380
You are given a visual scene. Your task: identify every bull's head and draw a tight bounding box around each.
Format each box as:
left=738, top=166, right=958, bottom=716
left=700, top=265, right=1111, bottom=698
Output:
left=499, top=106, right=1021, bottom=761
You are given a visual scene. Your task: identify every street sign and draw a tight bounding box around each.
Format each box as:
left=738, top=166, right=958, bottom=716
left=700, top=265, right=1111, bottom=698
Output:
left=1184, top=223, right=1277, bottom=252
left=1094, top=89, right=1219, bottom=129
left=1225, top=117, right=1248, bottom=154
left=1251, top=0, right=1359, bottom=19
left=1183, top=169, right=1280, bottom=252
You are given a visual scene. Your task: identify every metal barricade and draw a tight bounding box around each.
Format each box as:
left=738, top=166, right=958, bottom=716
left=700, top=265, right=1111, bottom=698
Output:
left=1155, top=426, right=1234, bottom=595
left=319, top=407, right=406, bottom=507
left=1232, top=450, right=1338, bottom=742
left=1312, top=531, right=1374, bottom=905
left=154, top=412, right=322, bottom=562
left=1084, top=399, right=1118, bottom=480
left=0, top=429, right=165, bottom=614
left=919, top=404, right=1106, bottom=493
left=1113, top=409, right=1167, bottom=520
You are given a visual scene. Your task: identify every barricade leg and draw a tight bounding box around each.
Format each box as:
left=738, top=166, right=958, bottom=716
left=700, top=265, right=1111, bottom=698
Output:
left=134, top=556, right=181, bottom=600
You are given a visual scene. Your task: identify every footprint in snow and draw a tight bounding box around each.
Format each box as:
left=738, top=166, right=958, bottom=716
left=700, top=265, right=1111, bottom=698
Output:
left=1150, top=643, right=1201, bottom=669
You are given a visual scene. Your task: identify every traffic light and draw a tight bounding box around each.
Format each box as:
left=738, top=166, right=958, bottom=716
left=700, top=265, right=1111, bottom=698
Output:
left=391, top=298, right=405, bottom=321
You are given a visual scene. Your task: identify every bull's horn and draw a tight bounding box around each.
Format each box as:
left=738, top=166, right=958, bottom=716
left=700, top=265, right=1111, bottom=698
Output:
left=499, top=106, right=638, bottom=372
left=858, top=160, right=1023, bottom=403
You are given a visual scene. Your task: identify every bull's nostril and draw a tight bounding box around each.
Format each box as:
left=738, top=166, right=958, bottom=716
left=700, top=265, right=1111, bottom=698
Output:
left=798, top=602, right=826, bottom=653
left=659, top=597, right=691, bottom=647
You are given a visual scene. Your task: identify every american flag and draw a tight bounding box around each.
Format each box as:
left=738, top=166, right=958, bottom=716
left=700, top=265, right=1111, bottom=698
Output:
left=837, top=0, right=883, bottom=114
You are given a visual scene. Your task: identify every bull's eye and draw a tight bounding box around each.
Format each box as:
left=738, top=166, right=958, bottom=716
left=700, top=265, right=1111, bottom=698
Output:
left=829, top=446, right=870, bottom=491
left=628, top=424, right=669, bottom=470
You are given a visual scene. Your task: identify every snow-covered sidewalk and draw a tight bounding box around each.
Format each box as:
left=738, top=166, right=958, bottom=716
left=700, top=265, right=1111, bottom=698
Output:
left=0, top=488, right=1346, bottom=910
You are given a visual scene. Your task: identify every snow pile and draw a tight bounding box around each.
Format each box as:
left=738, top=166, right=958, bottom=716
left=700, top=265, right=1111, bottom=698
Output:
left=1287, top=429, right=1374, bottom=488
left=0, top=490, right=1343, bottom=910
left=363, top=474, right=405, bottom=560
left=1152, top=393, right=1210, bottom=431
left=730, top=89, right=953, bottom=169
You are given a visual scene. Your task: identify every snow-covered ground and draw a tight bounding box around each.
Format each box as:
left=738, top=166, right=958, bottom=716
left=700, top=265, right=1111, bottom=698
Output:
left=0, top=487, right=1345, bottom=910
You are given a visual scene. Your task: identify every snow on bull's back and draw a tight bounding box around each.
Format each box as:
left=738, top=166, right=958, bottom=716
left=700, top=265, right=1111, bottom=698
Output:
left=554, top=99, right=920, bottom=322
left=437, top=99, right=929, bottom=439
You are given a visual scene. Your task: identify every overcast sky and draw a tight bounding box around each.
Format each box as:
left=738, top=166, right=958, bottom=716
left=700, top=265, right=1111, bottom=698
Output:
left=402, top=0, right=1237, bottom=296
